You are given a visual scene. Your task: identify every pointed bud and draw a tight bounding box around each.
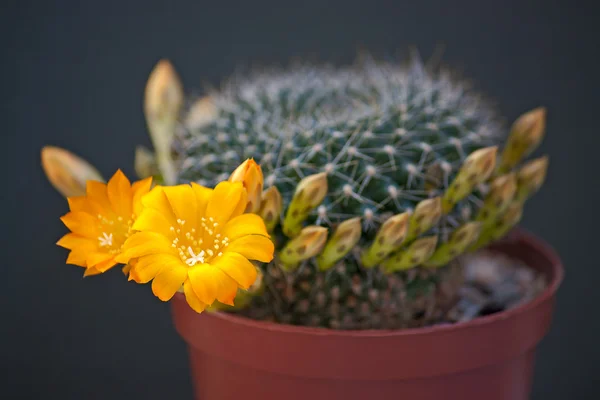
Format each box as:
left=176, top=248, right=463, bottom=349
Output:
left=516, top=156, right=549, bottom=202
left=405, top=197, right=442, bottom=243
left=316, top=217, right=362, bottom=271
left=442, top=146, right=497, bottom=214
left=134, top=146, right=160, bottom=180
left=424, top=162, right=445, bottom=192
left=184, top=96, right=218, bottom=129
left=475, top=173, right=517, bottom=223
left=361, top=212, right=411, bottom=268
left=229, top=159, right=264, bottom=213
left=470, top=202, right=523, bottom=251
left=41, top=146, right=104, bottom=198
left=279, top=226, right=328, bottom=271
left=498, top=107, right=546, bottom=174
left=259, top=186, right=283, bottom=232
left=282, top=172, right=328, bottom=237
left=144, top=59, right=183, bottom=185
left=382, top=236, right=438, bottom=273
left=424, top=222, right=482, bottom=267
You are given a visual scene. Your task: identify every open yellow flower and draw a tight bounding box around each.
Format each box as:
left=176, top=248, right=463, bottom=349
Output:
left=57, top=170, right=152, bottom=276
left=116, top=180, right=274, bottom=313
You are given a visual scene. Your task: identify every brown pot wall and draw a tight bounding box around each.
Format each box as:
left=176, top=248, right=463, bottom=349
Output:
left=170, top=229, right=563, bottom=400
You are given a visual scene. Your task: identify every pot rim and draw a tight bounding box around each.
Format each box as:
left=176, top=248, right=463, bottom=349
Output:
left=177, top=227, right=563, bottom=338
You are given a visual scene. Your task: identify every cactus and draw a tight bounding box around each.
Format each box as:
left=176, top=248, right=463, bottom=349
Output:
left=143, top=57, right=548, bottom=329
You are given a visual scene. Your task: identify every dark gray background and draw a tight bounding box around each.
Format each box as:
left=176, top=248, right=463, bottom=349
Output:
left=3, top=0, right=598, bottom=398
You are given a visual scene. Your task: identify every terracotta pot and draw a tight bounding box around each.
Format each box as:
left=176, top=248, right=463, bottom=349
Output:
left=171, top=229, right=563, bottom=400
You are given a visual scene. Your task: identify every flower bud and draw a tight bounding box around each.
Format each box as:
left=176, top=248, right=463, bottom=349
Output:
left=41, top=146, right=103, bottom=198
left=229, top=159, right=264, bottom=213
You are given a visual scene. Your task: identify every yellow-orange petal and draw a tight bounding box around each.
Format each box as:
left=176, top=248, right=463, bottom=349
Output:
left=117, top=231, right=176, bottom=263
left=86, top=180, right=111, bottom=211
left=60, top=211, right=99, bottom=239
left=151, top=264, right=188, bottom=301
left=226, top=235, right=274, bottom=263
left=132, top=207, right=175, bottom=238
left=190, top=182, right=212, bottom=215
left=57, top=233, right=96, bottom=251
left=183, top=280, right=207, bottom=313
left=132, top=177, right=153, bottom=216
left=230, top=187, right=248, bottom=220
left=141, top=186, right=177, bottom=224
left=222, top=213, right=269, bottom=242
left=67, top=196, right=88, bottom=212
left=122, top=263, right=133, bottom=276
left=162, top=184, right=197, bottom=228
left=107, top=169, right=132, bottom=218
left=94, top=259, right=118, bottom=273
left=188, top=264, right=238, bottom=305
left=129, top=253, right=180, bottom=283
left=66, top=250, right=88, bottom=267
left=211, top=252, right=258, bottom=289
left=206, top=181, right=244, bottom=224
left=86, top=252, right=115, bottom=267
left=83, top=267, right=102, bottom=277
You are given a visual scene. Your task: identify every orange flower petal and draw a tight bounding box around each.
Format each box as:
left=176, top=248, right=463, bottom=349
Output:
left=66, top=250, right=88, bottom=267
left=141, top=186, right=177, bottom=225
left=162, top=185, right=197, bottom=228
left=226, top=235, right=274, bottom=264
left=117, top=231, right=175, bottom=264
left=206, top=181, right=245, bottom=224
left=86, top=180, right=111, bottom=211
left=86, top=252, right=115, bottom=267
left=60, top=211, right=99, bottom=239
left=132, top=207, right=175, bottom=238
left=83, top=267, right=102, bottom=277
left=222, top=213, right=269, bottom=242
left=107, top=169, right=132, bottom=218
left=122, top=263, right=133, bottom=276
left=190, top=182, right=212, bottom=216
left=183, top=280, right=207, bottom=313
left=94, top=259, right=118, bottom=273
left=151, top=264, right=188, bottom=301
left=188, top=264, right=238, bottom=305
left=131, top=177, right=153, bottom=216
left=67, top=196, right=88, bottom=212
left=129, top=253, right=179, bottom=283
left=57, top=233, right=96, bottom=251
left=211, top=252, right=258, bottom=289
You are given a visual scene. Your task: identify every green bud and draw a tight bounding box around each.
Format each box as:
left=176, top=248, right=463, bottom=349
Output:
left=316, top=217, right=362, bottom=271
left=405, top=197, right=442, bottom=243
left=259, top=186, right=283, bottom=233
left=516, top=156, right=549, bottom=202
left=361, top=212, right=410, bottom=268
left=382, top=236, right=438, bottom=273
left=470, top=202, right=524, bottom=251
left=475, top=173, right=517, bottom=223
left=498, top=107, right=546, bottom=174
left=282, top=172, right=328, bottom=237
left=279, top=226, right=328, bottom=271
left=442, top=146, right=498, bottom=214
left=424, top=222, right=482, bottom=267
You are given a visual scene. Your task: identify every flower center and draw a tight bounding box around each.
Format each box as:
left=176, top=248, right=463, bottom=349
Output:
left=170, top=217, right=229, bottom=266
left=97, top=214, right=134, bottom=254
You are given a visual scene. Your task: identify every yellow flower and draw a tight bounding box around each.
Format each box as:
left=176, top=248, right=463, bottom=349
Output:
left=228, top=158, right=263, bottom=213
left=116, top=180, right=274, bottom=313
left=56, top=170, right=152, bottom=276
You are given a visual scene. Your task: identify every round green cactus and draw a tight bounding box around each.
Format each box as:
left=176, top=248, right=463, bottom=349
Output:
left=141, top=57, right=548, bottom=329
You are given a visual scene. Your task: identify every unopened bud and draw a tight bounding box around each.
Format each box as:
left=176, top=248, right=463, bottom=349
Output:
left=279, top=226, right=328, bottom=271
left=382, top=236, right=438, bottom=273
left=316, top=217, right=362, bottom=271
left=516, top=156, right=549, bottom=202
left=229, top=159, right=264, bottom=213
left=361, top=212, right=410, bottom=268
left=41, top=146, right=104, bottom=198
left=282, top=172, right=328, bottom=237
left=498, top=107, right=546, bottom=174
left=424, top=222, right=482, bottom=267
left=259, top=186, right=283, bottom=232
